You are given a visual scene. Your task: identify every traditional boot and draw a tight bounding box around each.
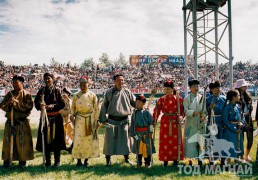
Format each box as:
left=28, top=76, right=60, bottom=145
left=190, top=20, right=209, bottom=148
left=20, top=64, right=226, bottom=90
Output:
left=173, top=160, right=178, bottom=166
left=84, top=159, right=89, bottom=167
left=137, top=155, right=142, bottom=168
left=144, top=155, right=151, bottom=168
left=124, top=155, right=133, bottom=165
left=45, top=151, right=51, bottom=167
left=19, top=161, right=27, bottom=168
left=76, top=159, right=82, bottom=167
left=3, top=161, right=10, bottom=168
left=106, top=155, right=111, bottom=166
left=54, top=150, right=60, bottom=167
left=163, top=161, right=168, bottom=167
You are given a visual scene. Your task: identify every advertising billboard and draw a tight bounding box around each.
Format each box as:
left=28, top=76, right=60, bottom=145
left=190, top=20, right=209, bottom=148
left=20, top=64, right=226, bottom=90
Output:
left=129, top=55, right=191, bottom=66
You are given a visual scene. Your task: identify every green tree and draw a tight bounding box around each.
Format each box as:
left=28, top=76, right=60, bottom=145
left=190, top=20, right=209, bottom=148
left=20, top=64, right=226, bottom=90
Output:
left=114, top=53, right=128, bottom=66
left=81, top=57, right=95, bottom=69
left=99, top=53, right=112, bottom=66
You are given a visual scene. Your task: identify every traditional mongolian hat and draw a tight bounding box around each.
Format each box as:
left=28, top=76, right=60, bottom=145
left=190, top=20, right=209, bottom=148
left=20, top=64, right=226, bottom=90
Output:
left=43, top=72, right=54, bottom=80
left=12, top=75, right=24, bottom=83
left=136, top=94, right=146, bottom=103
left=79, top=76, right=89, bottom=83
left=164, top=80, right=174, bottom=88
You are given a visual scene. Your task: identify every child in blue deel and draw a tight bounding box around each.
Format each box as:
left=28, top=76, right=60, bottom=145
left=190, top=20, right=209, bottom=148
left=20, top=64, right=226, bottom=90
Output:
left=130, top=94, right=156, bottom=168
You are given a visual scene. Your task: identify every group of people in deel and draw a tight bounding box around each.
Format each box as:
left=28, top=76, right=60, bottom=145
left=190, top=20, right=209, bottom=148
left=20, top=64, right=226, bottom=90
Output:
left=0, top=72, right=257, bottom=169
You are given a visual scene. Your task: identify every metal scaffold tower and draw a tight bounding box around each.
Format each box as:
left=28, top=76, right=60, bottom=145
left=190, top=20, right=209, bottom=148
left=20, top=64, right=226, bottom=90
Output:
left=182, top=0, right=233, bottom=93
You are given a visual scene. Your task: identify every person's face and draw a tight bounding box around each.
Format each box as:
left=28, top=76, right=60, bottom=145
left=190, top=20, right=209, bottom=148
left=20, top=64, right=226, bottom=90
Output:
left=240, top=86, right=247, bottom=92
left=211, top=87, right=220, bottom=96
left=232, top=92, right=240, bottom=103
left=163, top=87, right=173, bottom=95
left=135, top=100, right=144, bottom=109
left=44, top=76, right=54, bottom=87
left=190, top=84, right=199, bottom=94
left=12, top=80, right=23, bottom=91
left=80, top=82, right=88, bottom=92
left=115, top=76, right=124, bottom=90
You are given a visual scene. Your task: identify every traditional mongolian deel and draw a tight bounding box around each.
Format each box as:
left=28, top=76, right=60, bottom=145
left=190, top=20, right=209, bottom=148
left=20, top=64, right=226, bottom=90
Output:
left=71, top=91, right=100, bottom=159
left=1, top=90, right=34, bottom=162
left=99, top=87, right=136, bottom=155
left=130, top=108, right=156, bottom=163
left=153, top=94, right=184, bottom=161
left=34, top=85, right=66, bottom=162
left=60, top=92, right=73, bottom=150
left=222, top=102, right=245, bottom=158
left=183, top=93, right=206, bottom=159
left=206, top=94, right=226, bottom=138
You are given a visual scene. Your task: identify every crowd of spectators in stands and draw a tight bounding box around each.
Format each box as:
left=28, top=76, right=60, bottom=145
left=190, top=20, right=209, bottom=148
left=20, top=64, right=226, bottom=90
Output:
left=0, top=60, right=257, bottom=93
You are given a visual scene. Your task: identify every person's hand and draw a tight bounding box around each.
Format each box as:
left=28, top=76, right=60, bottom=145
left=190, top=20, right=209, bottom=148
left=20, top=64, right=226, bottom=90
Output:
left=40, top=102, right=46, bottom=110
left=178, top=116, right=184, bottom=122
left=153, top=121, right=157, bottom=127
left=149, top=133, right=153, bottom=139
left=8, top=98, right=14, bottom=105
left=45, top=104, right=54, bottom=110
left=70, top=115, right=75, bottom=123
left=200, top=114, right=206, bottom=121
left=133, top=135, right=139, bottom=141
left=238, top=122, right=243, bottom=129
left=210, top=102, right=215, bottom=110
left=193, top=111, right=199, bottom=117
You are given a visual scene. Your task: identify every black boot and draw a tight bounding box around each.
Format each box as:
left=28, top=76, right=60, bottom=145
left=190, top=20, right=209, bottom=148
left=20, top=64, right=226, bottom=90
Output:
left=255, top=149, right=258, bottom=165
left=54, top=150, right=60, bottom=167
left=19, top=161, right=27, bottom=168
left=163, top=161, right=168, bottom=167
left=45, top=151, right=51, bottom=167
left=124, top=155, right=133, bottom=165
left=3, top=161, right=10, bottom=168
left=84, top=159, right=89, bottom=167
left=106, top=155, right=111, bottom=166
left=76, top=159, right=82, bottom=167
left=198, top=160, right=202, bottom=166
left=173, top=160, right=178, bottom=166
left=137, top=154, right=142, bottom=168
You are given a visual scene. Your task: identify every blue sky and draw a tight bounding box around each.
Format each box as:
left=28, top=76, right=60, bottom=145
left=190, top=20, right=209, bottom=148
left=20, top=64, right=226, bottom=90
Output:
left=0, top=0, right=257, bottom=65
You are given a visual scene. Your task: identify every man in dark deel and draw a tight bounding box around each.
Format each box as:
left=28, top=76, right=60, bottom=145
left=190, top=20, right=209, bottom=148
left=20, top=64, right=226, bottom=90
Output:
left=99, top=74, right=136, bottom=166
left=34, top=73, right=65, bottom=167
left=0, top=75, right=34, bottom=168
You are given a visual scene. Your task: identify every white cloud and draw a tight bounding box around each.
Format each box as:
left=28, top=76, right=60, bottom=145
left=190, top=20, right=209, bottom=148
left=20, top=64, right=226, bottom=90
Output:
left=0, top=0, right=257, bottom=65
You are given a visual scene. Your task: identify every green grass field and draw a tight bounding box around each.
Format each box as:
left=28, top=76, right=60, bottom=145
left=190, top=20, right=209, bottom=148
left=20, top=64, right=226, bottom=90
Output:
left=0, top=123, right=257, bottom=180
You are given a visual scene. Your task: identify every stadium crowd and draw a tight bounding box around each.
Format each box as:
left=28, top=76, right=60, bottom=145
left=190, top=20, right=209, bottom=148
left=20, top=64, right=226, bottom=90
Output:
left=0, top=60, right=257, bottom=93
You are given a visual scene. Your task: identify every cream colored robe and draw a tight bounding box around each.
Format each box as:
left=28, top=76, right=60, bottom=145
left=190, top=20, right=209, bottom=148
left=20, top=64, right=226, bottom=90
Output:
left=71, top=90, right=100, bottom=159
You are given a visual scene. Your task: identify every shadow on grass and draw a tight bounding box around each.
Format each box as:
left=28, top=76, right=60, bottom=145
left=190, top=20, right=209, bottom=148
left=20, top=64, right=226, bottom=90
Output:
left=1, top=162, right=257, bottom=178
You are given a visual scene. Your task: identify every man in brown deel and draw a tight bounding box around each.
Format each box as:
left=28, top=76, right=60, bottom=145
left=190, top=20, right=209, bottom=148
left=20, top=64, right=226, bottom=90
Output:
left=0, top=75, right=34, bottom=168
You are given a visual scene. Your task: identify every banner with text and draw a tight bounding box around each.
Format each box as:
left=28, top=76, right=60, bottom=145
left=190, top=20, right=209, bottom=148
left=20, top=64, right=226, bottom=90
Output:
left=130, top=55, right=191, bottom=66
